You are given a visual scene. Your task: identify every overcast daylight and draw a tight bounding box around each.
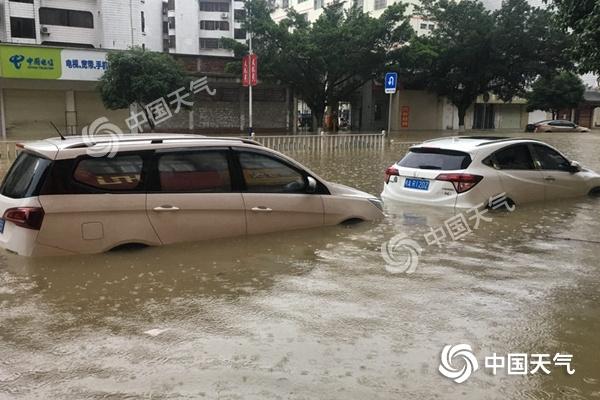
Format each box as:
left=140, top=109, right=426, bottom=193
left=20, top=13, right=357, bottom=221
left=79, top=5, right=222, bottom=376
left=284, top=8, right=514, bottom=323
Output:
left=0, top=0, right=599, bottom=398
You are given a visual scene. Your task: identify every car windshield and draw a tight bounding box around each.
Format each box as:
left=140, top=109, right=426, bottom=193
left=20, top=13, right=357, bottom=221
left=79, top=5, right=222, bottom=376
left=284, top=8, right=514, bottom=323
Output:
left=0, top=152, right=52, bottom=199
left=398, top=148, right=472, bottom=170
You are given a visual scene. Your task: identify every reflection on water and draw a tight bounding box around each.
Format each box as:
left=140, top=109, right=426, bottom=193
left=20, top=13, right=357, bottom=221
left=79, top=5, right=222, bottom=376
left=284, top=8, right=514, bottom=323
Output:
left=0, top=131, right=599, bottom=399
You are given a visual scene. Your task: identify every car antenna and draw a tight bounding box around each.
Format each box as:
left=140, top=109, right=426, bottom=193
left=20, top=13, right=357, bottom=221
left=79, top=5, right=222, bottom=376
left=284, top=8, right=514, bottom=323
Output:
left=50, top=121, right=66, bottom=141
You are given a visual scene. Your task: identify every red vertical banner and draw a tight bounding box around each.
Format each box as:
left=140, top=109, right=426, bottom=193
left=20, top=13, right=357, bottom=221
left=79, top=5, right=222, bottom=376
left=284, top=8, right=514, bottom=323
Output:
left=242, top=54, right=250, bottom=87
left=250, top=54, right=258, bottom=86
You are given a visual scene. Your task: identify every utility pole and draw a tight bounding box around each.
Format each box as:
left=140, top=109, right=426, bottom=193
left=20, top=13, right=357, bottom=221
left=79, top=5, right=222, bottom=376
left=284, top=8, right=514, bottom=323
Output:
left=248, top=7, right=253, bottom=136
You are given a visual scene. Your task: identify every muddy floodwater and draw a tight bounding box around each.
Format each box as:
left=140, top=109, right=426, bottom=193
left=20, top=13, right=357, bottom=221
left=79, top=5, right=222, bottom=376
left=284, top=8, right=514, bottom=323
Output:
left=1, top=131, right=599, bottom=399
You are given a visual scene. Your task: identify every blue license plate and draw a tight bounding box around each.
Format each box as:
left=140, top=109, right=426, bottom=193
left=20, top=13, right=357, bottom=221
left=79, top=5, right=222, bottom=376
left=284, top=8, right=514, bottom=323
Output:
left=0, top=218, right=4, bottom=234
left=404, top=178, right=430, bottom=191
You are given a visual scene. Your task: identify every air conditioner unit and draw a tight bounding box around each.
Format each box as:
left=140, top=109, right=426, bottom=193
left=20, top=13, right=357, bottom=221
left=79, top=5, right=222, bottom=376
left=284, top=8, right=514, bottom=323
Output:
left=40, top=26, right=50, bottom=35
left=220, top=12, right=229, bottom=20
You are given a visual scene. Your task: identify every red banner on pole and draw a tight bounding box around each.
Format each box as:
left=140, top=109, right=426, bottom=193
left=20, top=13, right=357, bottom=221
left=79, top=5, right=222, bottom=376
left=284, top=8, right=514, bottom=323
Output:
left=242, top=55, right=250, bottom=87
left=242, top=54, right=258, bottom=87
left=250, top=54, right=258, bottom=86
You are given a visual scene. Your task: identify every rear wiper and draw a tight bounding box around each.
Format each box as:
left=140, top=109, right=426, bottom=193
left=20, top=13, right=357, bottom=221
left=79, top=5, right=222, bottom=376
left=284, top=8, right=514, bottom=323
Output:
left=418, top=165, right=442, bottom=170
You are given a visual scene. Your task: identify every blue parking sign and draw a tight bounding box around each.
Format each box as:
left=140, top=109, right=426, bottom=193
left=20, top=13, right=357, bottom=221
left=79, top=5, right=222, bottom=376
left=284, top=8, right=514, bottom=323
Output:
left=385, top=72, right=398, bottom=94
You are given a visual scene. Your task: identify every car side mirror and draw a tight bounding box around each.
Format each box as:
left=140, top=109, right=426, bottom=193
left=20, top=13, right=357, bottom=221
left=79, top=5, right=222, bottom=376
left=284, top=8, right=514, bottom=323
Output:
left=306, top=176, right=317, bottom=193
left=570, top=161, right=582, bottom=173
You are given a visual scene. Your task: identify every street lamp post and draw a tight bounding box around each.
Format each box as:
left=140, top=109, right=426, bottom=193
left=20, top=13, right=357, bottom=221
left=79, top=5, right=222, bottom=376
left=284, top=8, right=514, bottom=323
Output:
left=248, top=8, right=254, bottom=136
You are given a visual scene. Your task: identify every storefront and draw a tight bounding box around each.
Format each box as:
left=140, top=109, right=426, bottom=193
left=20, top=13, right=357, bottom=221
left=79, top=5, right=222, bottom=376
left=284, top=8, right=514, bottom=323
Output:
left=0, top=44, right=128, bottom=140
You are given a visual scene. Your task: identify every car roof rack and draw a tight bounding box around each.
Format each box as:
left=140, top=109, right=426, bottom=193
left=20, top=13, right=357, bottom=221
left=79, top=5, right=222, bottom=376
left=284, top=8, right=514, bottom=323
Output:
left=64, top=136, right=263, bottom=149
left=475, top=138, right=544, bottom=147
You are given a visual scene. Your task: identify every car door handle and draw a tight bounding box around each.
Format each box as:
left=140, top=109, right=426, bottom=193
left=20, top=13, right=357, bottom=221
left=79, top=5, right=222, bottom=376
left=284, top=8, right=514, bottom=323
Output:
left=153, top=205, right=180, bottom=211
left=544, top=176, right=556, bottom=182
left=251, top=206, right=273, bottom=213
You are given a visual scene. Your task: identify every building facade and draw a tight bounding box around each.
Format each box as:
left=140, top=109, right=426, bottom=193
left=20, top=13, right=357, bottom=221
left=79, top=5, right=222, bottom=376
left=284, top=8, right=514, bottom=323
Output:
left=271, top=0, right=435, bottom=36
left=0, top=0, right=268, bottom=139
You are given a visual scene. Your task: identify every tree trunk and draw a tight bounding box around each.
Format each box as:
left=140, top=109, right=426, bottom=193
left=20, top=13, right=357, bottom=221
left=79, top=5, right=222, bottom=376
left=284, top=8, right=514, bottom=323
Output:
left=457, top=105, right=468, bottom=132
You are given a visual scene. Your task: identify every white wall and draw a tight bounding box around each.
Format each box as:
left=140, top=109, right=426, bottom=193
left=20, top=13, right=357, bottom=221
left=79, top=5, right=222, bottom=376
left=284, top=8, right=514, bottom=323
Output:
left=528, top=109, right=550, bottom=124
left=141, top=0, right=165, bottom=52
left=176, top=0, right=201, bottom=54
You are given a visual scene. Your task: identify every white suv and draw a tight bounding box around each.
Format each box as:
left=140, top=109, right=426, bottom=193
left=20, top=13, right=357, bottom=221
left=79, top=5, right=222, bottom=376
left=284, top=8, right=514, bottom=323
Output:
left=0, top=135, right=383, bottom=256
left=382, top=136, right=600, bottom=209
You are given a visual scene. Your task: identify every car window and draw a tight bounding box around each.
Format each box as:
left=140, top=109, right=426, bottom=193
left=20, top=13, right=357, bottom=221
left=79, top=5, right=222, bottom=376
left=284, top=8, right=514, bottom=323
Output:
left=158, top=150, right=231, bottom=192
left=398, top=148, right=471, bottom=170
left=73, top=155, right=143, bottom=191
left=0, top=152, right=52, bottom=198
left=492, top=145, right=535, bottom=170
left=533, top=144, right=571, bottom=172
left=239, top=152, right=306, bottom=193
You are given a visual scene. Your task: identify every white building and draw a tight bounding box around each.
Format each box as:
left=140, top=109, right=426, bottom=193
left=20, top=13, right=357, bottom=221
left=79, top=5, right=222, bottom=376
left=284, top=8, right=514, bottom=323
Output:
left=0, top=0, right=245, bottom=55
left=271, top=0, right=435, bottom=36
left=0, top=0, right=251, bottom=139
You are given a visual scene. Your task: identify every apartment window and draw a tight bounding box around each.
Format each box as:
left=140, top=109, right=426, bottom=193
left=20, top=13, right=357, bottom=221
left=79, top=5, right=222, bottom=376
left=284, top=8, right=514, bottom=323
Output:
left=428, top=24, right=435, bottom=30
left=314, top=0, right=323, bottom=9
left=141, top=11, right=146, bottom=33
left=10, top=0, right=34, bottom=3
left=199, top=2, right=229, bottom=12
left=39, top=8, right=94, bottom=28
left=281, top=0, right=289, bottom=8
left=162, top=21, right=169, bottom=33
left=168, top=16, right=176, bottom=29
left=199, top=38, right=224, bottom=49
left=234, top=9, right=245, bottom=21
left=374, top=0, right=386, bottom=9
left=169, top=35, right=176, bottom=48
left=168, top=0, right=175, bottom=11
left=420, top=23, right=426, bottom=29
left=199, top=20, right=229, bottom=30
left=234, top=29, right=246, bottom=39
left=10, top=17, right=36, bottom=39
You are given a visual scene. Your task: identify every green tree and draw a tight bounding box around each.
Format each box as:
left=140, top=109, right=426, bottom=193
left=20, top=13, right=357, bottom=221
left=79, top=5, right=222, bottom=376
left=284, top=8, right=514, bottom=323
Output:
left=526, top=71, right=585, bottom=119
left=400, top=0, right=572, bottom=130
left=224, top=0, right=412, bottom=127
left=99, top=48, right=188, bottom=130
left=551, top=0, right=600, bottom=75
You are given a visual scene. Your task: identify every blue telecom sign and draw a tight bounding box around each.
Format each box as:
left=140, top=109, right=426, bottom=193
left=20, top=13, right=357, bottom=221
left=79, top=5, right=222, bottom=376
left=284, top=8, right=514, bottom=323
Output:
left=384, top=72, right=398, bottom=94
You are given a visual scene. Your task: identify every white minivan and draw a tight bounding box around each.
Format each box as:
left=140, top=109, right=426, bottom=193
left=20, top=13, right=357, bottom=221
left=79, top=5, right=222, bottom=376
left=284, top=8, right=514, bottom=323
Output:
left=0, top=135, right=383, bottom=256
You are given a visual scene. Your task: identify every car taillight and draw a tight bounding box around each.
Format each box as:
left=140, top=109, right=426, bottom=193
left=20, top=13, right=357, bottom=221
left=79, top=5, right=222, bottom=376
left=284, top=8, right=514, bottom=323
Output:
left=435, top=173, right=483, bottom=194
left=3, top=207, right=45, bottom=230
left=385, top=166, right=399, bottom=184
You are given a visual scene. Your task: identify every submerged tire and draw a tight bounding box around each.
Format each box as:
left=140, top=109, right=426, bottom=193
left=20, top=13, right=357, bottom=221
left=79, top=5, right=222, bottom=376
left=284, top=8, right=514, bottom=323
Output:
left=589, top=187, right=600, bottom=197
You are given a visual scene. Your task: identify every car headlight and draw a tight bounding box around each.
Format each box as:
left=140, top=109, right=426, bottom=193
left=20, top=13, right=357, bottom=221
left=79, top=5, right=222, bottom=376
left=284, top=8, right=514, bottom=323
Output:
left=368, top=198, right=384, bottom=211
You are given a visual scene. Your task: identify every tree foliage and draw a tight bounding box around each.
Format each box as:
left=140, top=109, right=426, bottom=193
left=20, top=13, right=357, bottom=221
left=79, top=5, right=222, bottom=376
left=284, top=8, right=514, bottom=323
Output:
left=224, top=0, right=413, bottom=125
left=398, top=0, right=573, bottom=128
left=525, top=71, right=584, bottom=118
left=551, top=0, right=600, bottom=75
left=99, top=48, right=188, bottom=129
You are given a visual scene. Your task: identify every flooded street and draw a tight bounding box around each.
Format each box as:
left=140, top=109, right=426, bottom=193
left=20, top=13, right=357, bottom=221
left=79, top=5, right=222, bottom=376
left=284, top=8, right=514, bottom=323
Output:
left=1, top=131, right=600, bottom=399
